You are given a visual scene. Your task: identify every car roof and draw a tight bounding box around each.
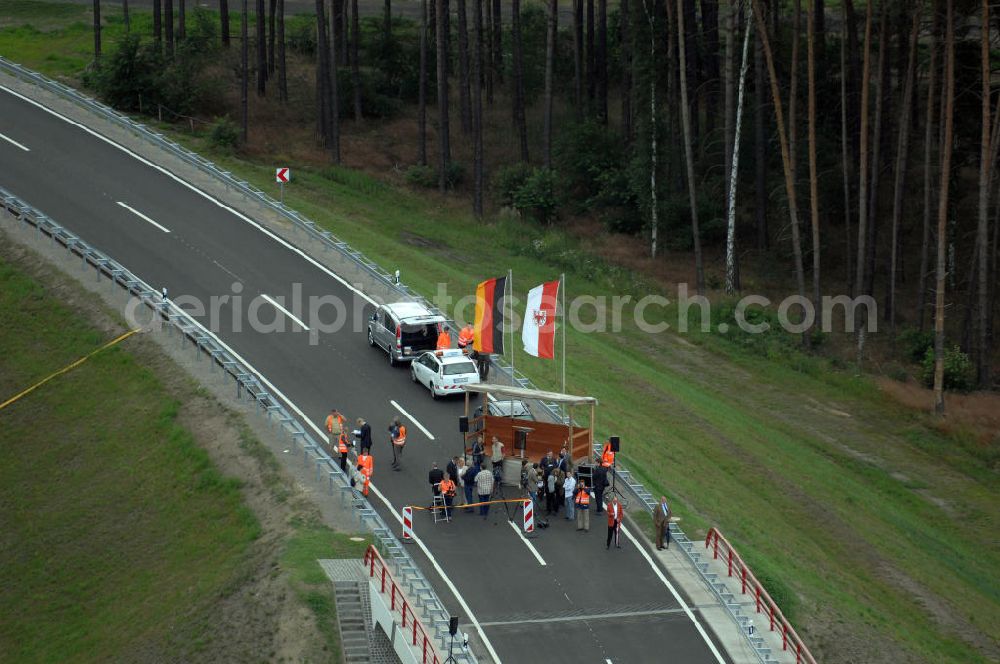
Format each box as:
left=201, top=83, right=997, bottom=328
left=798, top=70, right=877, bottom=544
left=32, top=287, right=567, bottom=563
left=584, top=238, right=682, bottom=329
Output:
left=383, top=302, right=445, bottom=322
left=422, top=350, right=477, bottom=366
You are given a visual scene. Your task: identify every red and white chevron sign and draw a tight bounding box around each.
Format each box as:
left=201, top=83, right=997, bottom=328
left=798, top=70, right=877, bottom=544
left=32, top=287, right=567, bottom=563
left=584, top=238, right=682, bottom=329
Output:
left=275, top=167, right=290, bottom=183
left=402, top=506, right=414, bottom=540
left=522, top=500, right=534, bottom=533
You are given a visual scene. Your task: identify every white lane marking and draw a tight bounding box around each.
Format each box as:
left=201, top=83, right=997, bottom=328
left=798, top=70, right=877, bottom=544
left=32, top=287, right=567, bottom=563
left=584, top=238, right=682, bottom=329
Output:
left=212, top=259, right=242, bottom=281
left=0, top=131, right=29, bottom=151
left=0, top=85, right=377, bottom=306
left=260, top=293, right=310, bottom=330
left=116, top=201, right=171, bottom=233
left=606, top=659, right=613, bottom=664
left=507, top=519, right=546, bottom=566
left=389, top=399, right=436, bottom=441
left=620, top=524, right=726, bottom=664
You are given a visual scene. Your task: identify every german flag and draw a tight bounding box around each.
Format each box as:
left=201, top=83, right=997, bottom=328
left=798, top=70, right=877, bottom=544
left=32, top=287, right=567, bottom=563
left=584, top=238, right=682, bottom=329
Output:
left=473, top=276, right=506, bottom=354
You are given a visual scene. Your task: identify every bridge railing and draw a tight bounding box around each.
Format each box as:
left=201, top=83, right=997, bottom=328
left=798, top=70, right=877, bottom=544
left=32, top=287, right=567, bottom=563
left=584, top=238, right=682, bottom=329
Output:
left=706, top=528, right=817, bottom=664
left=0, top=187, right=474, bottom=664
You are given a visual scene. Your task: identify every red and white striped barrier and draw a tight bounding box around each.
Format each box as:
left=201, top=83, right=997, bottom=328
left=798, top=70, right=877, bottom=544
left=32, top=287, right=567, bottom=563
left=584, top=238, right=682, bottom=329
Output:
left=402, top=506, right=414, bottom=540
left=522, top=499, right=534, bottom=533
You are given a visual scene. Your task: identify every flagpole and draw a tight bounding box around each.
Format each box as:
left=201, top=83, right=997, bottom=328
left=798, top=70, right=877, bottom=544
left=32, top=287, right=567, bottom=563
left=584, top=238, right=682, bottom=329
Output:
left=561, top=273, right=566, bottom=397
left=508, top=268, right=514, bottom=387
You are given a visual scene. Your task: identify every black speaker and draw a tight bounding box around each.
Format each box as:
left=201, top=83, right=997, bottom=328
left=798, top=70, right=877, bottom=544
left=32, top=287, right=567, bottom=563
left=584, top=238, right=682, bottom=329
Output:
left=459, top=416, right=469, bottom=433
left=514, top=430, right=527, bottom=450
left=610, top=436, right=620, bottom=452
left=449, top=616, right=459, bottom=636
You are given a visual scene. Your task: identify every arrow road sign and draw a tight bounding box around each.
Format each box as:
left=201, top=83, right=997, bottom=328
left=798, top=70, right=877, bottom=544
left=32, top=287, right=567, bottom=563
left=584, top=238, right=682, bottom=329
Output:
left=275, top=167, right=290, bottom=183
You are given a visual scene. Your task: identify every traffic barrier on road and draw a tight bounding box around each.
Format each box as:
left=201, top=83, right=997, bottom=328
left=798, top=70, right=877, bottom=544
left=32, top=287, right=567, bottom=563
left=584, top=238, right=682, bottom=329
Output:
left=402, top=506, right=414, bottom=540
left=522, top=500, right=534, bottom=533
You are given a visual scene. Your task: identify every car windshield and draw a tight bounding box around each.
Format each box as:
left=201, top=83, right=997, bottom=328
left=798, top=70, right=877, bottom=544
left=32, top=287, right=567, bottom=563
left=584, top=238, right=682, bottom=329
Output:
left=442, top=362, right=477, bottom=376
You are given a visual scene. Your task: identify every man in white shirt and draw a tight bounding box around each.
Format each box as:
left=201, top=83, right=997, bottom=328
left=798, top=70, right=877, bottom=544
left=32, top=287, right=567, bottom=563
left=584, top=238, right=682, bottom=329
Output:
left=563, top=472, right=577, bottom=520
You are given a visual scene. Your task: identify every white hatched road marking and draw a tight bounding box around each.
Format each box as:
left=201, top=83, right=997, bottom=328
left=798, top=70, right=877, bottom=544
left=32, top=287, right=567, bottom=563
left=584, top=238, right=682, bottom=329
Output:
left=389, top=399, right=435, bottom=440
left=116, top=201, right=171, bottom=233
left=260, top=293, right=310, bottom=330
left=0, top=131, right=29, bottom=151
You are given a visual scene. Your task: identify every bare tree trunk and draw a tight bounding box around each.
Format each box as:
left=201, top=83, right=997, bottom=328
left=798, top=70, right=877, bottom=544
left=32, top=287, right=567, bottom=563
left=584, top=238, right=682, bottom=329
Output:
left=256, top=0, right=266, bottom=93
left=384, top=0, right=391, bottom=43
left=701, top=0, right=720, bottom=140
left=978, top=0, right=992, bottom=386
left=723, top=0, right=735, bottom=206
left=458, top=0, right=472, bottom=134
left=806, top=0, right=820, bottom=332
left=268, top=0, right=276, bottom=74
left=621, top=0, right=632, bottom=142
left=93, top=0, right=101, bottom=60
left=220, top=0, right=229, bottom=46
left=587, top=0, right=595, bottom=103
left=153, top=0, right=162, bottom=49
left=179, top=0, right=186, bottom=40
left=934, top=0, right=955, bottom=414
left=492, top=0, right=502, bottom=84
left=485, top=0, right=494, bottom=103
left=864, top=3, right=889, bottom=297
left=754, top=10, right=767, bottom=250
left=574, top=0, right=584, bottom=116
left=419, top=0, right=428, bottom=166
left=678, top=0, right=705, bottom=293
left=241, top=0, right=248, bottom=142
left=814, top=0, right=824, bottom=50
left=326, top=0, right=341, bottom=161
left=597, top=0, right=608, bottom=123
left=789, top=0, right=799, bottom=189
left=543, top=0, right=558, bottom=167
left=351, top=0, right=362, bottom=120
left=889, top=10, right=919, bottom=339
left=512, top=0, right=529, bottom=161
left=165, top=0, right=174, bottom=56
left=725, top=1, right=752, bottom=295
left=840, top=17, right=853, bottom=297
left=277, top=0, right=287, bottom=101
left=473, top=0, right=484, bottom=217
left=751, top=0, right=806, bottom=306
left=437, top=0, right=451, bottom=190
left=854, top=0, right=873, bottom=363
left=918, top=1, right=939, bottom=331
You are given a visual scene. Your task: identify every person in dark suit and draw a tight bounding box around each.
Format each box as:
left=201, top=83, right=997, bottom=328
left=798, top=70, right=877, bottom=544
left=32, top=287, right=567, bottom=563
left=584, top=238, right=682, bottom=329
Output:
left=593, top=465, right=609, bottom=514
left=356, top=417, right=372, bottom=454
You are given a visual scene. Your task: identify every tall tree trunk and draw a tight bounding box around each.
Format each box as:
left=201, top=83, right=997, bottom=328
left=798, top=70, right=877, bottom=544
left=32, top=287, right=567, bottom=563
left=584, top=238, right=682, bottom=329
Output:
left=933, top=0, right=955, bottom=414
left=854, top=0, right=873, bottom=362
left=751, top=0, right=807, bottom=307
left=864, top=2, right=889, bottom=297
left=789, top=0, right=800, bottom=189
left=574, top=0, right=584, bottom=116
left=587, top=0, right=595, bottom=102
left=220, top=0, right=229, bottom=46
left=485, top=0, right=494, bottom=103
left=512, top=0, right=529, bottom=160
left=178, top=0, right=186, bottom=40
left=682, top=0, right=699, bottom=145
left=277, top=0, right=287, bottom=101
left=543, top=0, right=558, bottom=167
left=889, top=10, right=919, bottom=339
left=153, top=0, right=162, bottom=49
left=473, top=0, right=485, bottom=217
left=492, top=0, right=502, bottom=84
left=384, top=0, right=392, bottom=44
left=814, top=0, right=824, bottom=51
left=978, top=0, right=992, bottom=386
left=621, top=0, right=632, bottom=142
left=123, top=0, right=130, bottom=32
left=339, top=0, right=348, bottom=65
left=701, top=0, right=720, bottom=139
left=754, top=16, right=768, bottom=250
left=639, top=0, right=659, bottom=258
left=241, top=0, right=248, bottom=142
left=723, top=0, right=735, bottom=206
left=458, top=0, right=472, bottom=134
left=268, top=0, right=276, bottom=74
left=93, top=0, right=101, bottom=60
left=419, top=0, right=428, bottom=166
left=165, top=0, right=174, bottom=56
left=256, top=0, right=266, bottom=93
left=806, top=0, right=820, bottom=332
left=918, top=0, right=940, bottom=331
left=325, top=0, right=341, bottom=161
left=597, top=0, right=608, bottom=123
left=725, top=0, right=752, bottom=294
left=843, top=0, right=860, bottom=172
left=351, top=0, right=362, bottom=120
left=437, top=0, right=451, bottom=190
left=841, top=16, right=853, bottom=296
left=678, top=0, right=705, bottom=293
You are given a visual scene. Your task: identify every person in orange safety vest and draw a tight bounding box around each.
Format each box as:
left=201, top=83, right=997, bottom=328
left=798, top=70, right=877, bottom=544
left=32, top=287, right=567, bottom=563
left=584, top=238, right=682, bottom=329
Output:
left=600, top=440, right=615, bottom=468
left=337, top=431, right=350, bottom=472
left=356, top=451, right=373, bottom=496
left=438, top=476, right=457, bottom=520
left=574, top=480, right=591, bottom=532
left=457, top=323, right=475, bottom=350
left=436, top=324, right=452, bottom=350
left=325, top=408, right=344, bottom=449
left=389, top=417, right=407, bottom=470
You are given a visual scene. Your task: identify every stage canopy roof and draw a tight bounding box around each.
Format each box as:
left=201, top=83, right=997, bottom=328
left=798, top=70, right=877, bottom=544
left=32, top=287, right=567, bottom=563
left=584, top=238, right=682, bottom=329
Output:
left=462, top=383, right=598, bottom=407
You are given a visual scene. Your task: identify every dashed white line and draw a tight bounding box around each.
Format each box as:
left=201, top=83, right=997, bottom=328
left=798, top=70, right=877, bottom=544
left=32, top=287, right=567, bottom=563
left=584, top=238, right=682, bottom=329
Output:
left=116, top=201, right=171, bottom=233
left=0, top=131, right=29, bottom=151
left=260, top=293, right=310, bottom=330
left=389, top=399, right=436, bottom=440
left=507, top=519, right=547, bottom=566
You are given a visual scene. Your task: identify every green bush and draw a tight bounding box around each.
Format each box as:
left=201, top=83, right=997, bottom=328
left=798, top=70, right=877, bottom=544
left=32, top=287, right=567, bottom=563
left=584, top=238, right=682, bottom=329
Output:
left=512, top=168, right=560, bottom=224
left=492, top=163, right=533, bottom=206
left=208, top=116, right=240, bottom=151
left=921, top=345, right=974, bottom=392
left=405, top=164, right=436, bottom=188
left=898, top=328, right=935, bottom=363
left=286, top=15, right=316, bottom=55
left=444, top=161, right=465, bottom=188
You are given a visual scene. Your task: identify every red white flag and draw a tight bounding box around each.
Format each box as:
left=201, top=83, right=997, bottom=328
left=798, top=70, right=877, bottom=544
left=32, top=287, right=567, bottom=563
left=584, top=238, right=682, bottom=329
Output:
left=522, top=280, right=560, bottom=359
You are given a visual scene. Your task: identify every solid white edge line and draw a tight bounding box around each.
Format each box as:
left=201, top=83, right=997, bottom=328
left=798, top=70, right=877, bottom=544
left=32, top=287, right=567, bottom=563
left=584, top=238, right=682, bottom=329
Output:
left=260, top=293, right=310, bottom=331
left=116, top=201, right=171, bottom=233
left=0, top=85, right=378, bottom=308
left=507, top=519, right=547, bottom=566
left=0, top=84, right=497, bottom=661
left=620, top=525, right=727, bottom=664
left=0, top=130, right=29, bottom=151
left=389, top=399, right=436, bottom=441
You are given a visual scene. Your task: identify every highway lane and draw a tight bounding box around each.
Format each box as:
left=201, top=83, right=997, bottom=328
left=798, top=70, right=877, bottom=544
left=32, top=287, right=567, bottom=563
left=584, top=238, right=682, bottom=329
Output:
left=0, top=85, right=729, bottom=663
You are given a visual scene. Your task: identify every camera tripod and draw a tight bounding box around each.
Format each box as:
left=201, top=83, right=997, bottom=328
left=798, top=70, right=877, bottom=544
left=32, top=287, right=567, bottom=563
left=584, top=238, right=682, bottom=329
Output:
left=490, top=468, right=515, bottom=523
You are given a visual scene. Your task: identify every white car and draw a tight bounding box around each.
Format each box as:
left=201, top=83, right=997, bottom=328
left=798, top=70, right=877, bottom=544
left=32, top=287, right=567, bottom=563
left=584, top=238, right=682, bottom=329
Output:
left=410, top=349, right=481, bottom=399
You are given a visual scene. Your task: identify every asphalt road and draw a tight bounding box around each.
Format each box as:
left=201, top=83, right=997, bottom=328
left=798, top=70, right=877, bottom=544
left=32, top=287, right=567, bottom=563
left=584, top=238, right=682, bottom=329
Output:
left=0, top=85, right=729, bottom=664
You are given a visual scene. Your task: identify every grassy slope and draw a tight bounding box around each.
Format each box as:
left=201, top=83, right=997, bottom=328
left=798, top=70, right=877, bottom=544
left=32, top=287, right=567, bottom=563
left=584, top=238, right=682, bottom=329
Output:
left=0, top=257, right=261, bottom=661
left=2, top=6, right=999, bottom=662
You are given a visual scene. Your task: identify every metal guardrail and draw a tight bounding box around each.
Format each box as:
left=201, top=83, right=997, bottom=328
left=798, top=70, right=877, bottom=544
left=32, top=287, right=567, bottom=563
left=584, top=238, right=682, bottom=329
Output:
left=0, top=188, right=476, bottom=664
left=0, top=59, right=768, bottom=662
